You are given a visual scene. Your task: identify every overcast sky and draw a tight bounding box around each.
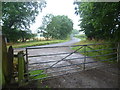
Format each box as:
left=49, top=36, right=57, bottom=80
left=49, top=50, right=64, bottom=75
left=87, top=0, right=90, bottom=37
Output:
left=30, top=0, right=81, bottom=33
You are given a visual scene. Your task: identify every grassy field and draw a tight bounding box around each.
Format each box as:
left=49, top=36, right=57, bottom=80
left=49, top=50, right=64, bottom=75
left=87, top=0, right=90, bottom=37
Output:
left=72, top=39, right=117, bottom=63
left=7, top=39, right=69, bottom=48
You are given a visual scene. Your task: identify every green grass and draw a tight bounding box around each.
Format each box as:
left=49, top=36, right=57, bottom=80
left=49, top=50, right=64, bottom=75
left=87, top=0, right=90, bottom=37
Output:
left=7, top=39, right=69, bottom=48
left=13, top=58, right=47, bottom=80
left=0, top=68, right=5, bottom=86
left=74, top=34, right=87, bottom=40
left=72, top=39, right=117, bottom=63
left=29, top=70, right=47, bottom=80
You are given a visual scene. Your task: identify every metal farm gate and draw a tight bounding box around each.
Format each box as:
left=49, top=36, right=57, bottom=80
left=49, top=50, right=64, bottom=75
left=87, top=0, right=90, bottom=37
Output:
left=25, top=43, right=119, bottom=81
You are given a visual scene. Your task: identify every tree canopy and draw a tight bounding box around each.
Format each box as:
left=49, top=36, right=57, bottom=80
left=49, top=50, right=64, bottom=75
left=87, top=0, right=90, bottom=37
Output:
left=38, top=15, right=73, bottom=40
left=38, top=14, right=54, bottom=37
left=74, top=2, right=120, bottom=42
left=2, top=1, right=46, bottom=42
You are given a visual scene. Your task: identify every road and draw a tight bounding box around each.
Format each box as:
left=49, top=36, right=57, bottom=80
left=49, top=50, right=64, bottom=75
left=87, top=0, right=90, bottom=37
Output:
left=14, top=37, right=80, bottom=53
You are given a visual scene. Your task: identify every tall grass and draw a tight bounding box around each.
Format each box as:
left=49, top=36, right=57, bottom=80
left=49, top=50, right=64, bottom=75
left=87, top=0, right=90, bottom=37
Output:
left=72, top=39, right=117, bottom=63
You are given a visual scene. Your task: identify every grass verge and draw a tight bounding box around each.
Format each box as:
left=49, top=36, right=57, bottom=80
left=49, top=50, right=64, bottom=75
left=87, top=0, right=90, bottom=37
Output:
left=74, top=34, right=87, bottom=41
left=29, top=70, right=49, bottom=88
left=72, top=39, right=117, bottom=63
left=7, top=39, right=69, bottom=48
left=29, top=70, right=47, bottom=80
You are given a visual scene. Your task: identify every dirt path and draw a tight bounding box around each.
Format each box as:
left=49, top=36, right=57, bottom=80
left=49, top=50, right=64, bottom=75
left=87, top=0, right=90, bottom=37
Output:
left=40, top=64, right=118, bottom=88
left=22, top=63, right=118, bottom=88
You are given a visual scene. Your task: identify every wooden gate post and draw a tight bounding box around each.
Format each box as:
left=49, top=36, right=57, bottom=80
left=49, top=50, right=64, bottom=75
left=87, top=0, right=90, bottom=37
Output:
left=18, top=51, right=25, bottom=86
left=7, top=46, right=14, bottom=82
left=25, top=48, right=29, bottom=82
left=2, top=35, right=10, bottom=84
left=0, top=34, right=5, bottom=88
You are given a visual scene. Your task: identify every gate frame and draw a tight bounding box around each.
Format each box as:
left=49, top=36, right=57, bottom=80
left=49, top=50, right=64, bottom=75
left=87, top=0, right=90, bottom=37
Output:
left=25, top=42, right=119, bottom=81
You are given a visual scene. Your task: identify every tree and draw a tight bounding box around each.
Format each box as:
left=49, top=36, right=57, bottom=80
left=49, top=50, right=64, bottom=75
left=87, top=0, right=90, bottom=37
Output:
left=19, top=30, right=36, bottom=42
left=45, top=15, right=73, bottom=39
left=2, top=1, right=46, bottom=42
left=38, top=14, right=54, bottom=39
left=74, top=2, right=120, bottom=41
left=72, top=29, right=79, bottom=36
left=39, top=14, right=54, bottom=30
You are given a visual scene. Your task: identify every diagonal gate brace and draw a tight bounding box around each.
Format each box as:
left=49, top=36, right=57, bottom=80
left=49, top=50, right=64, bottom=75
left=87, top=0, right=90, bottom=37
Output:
left=49, top=46, right=83, bottom=68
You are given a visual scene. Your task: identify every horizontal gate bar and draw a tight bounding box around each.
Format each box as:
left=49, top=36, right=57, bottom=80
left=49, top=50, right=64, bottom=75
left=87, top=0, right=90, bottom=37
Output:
left=28, top=48, right=117, bottom=58
left=26, top=45, right=84, bottom=49
left=23, top=61, right=117, bottom=82
left=86, top=52, right=117, bottom=58
left=28, top=57, right=84, bottom=65
left=29, top=68, right=83, bottom=81
left=26, top=42, right=116, bottom=50
left=29, top=57, right=116, bottom=81
left=28, top=52, right=117, bottom=65
left=84, top=48, right=117, bottom=53
left=28, top=52, right=70, bottom=58
left=30, top=67, right=82, bottom=77
left=29, top=60, right=56, bottom=65
left=29, top=56, right=117, bottom=72
left=30, top=61, right=113, bottom=78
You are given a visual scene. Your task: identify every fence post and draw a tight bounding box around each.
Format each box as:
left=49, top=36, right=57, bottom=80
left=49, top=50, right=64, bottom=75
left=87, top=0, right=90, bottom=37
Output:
left=7, top=46, right=14, bottom=82
left=117, top=43, right=120, bottom=63
left=83, top=45, right=87, bottom=70
left=18, top=51, right=25, bottom=86
left=0, top=35, right=5, bottom=88
left=2, top=35, right=10, bottom=84
left=25, top=48, right=29, bottom=81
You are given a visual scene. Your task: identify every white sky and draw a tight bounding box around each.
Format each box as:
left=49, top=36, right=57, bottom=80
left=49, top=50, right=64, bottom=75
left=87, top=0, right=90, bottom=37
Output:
left=30, top=0, right=81, bottom=33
